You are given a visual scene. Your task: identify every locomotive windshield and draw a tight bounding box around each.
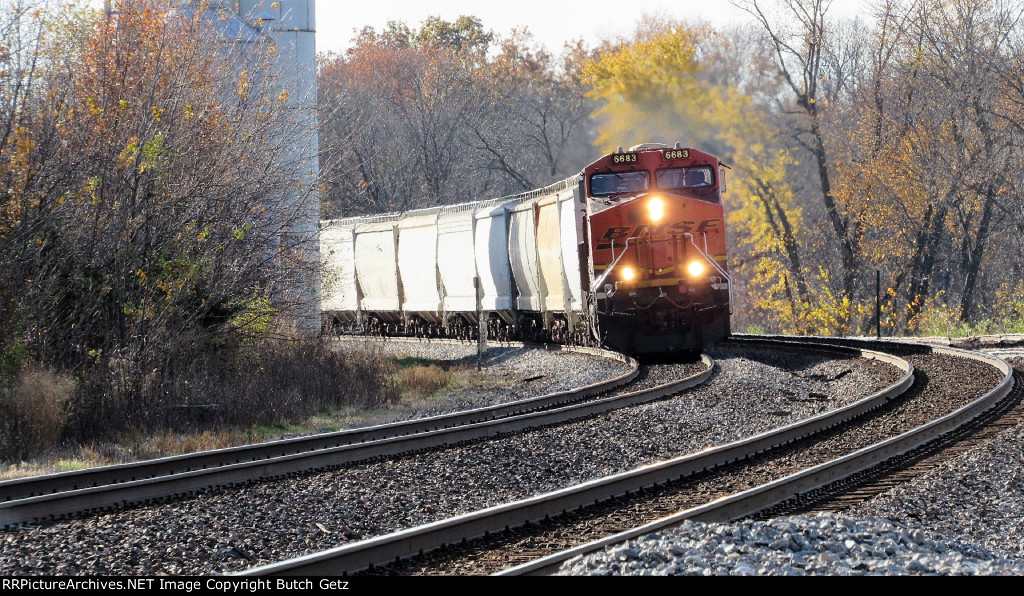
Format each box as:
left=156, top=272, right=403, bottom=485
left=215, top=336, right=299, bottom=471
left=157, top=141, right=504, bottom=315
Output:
left=656, top=166, right=714, bottom=191
left=590, top=171, right=650, bottom=196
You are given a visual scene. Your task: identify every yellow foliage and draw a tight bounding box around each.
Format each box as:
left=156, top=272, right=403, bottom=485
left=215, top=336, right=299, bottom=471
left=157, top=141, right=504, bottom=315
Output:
left=582, top=28, right=712, bottom=152
left=85, top=97, right=101, bottom=116
left=237, top=69, right=251, bottom=101
left=117, top=137, right=140, bottom=169
left=581, top=25, right=840, bottom=334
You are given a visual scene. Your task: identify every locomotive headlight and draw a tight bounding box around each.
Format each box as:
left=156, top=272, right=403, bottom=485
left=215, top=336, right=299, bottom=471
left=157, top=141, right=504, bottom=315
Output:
left=647, top=197, right=665, bottom=222
left=621, top=266, right=636, bottom=281
left=686, top=260, right=707, bottom=278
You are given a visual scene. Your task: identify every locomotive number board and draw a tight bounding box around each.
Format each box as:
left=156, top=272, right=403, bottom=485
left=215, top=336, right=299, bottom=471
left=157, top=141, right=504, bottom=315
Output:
left=663, top=149, right=690, bottom=160
left=611, top=152, right=639, bottom=164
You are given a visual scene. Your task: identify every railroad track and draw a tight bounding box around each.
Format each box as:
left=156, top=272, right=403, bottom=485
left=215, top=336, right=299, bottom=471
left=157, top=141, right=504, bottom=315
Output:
left=233, top=338, right=1012, bottom=576
left=769, top=344, right=1024, bottom=517
left=0, top=342, right=698, bottom=529
left=3, top=336, right=1001, bottom=576
left=763, top=370, right=1024, bottom=518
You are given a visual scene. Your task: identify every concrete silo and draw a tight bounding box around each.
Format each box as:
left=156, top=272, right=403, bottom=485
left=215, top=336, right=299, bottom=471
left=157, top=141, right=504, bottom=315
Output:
left=229, top=0, right=321, bottom=336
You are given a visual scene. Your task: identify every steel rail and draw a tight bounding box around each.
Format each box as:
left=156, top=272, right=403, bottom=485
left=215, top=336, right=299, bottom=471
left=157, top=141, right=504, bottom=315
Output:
left=236, top=341, right=916, bottom=576
left=499, top=343, right=1014, bottom=576
left=0, top=346, right=705, bottom=529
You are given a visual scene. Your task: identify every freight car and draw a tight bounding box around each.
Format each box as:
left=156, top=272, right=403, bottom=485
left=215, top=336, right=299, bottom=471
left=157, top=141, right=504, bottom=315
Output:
left=319, top=143, right=731, bottom=356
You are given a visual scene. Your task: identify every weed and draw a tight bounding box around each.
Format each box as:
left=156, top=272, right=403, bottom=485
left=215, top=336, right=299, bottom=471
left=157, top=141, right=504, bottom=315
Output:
left=1, top=340, right=29, bottom=380
left=397, top=364, right=454, bottom=398
left=0, top=364, right=75, bottom=461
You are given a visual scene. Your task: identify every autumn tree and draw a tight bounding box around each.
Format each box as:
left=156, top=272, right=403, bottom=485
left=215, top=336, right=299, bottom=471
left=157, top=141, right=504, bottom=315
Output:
left=738, top=0, right=863, bottom=325
left=465, top=32, right=595, bottom=192
left=581, top=23, right=819, bottom=332
left=1, top=0, right=323, bottom=434
left=318, top=18, right=490, bottom=213
left=317, top=16, right=597, bottom=217
left=825, top=0, right=1024, bottom=333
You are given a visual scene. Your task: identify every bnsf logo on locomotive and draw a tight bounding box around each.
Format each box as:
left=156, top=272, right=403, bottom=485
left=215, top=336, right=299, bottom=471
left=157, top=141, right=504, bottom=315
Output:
left=596, top=219, right=721, bottom=250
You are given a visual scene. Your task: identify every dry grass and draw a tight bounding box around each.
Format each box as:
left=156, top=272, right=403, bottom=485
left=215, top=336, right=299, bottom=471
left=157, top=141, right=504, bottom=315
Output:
left=2, top=422, right=331, bottom=481
left=397, top=363, right=455, bottom=398
left=0, top=430, right=263, bottom=481
left=0, top=337, right=403, bottom=474
left=0, top=365, right=76, bottom=462
left=61, top=337, right=400, bottom=443
left=0, top=347, right=508, bottom=480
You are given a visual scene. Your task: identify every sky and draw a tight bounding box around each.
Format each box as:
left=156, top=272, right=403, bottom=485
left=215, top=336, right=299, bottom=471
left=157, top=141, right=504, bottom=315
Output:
left=313, top=0, right=870, bottom=55
left=84, top=1, right=872, bottom=55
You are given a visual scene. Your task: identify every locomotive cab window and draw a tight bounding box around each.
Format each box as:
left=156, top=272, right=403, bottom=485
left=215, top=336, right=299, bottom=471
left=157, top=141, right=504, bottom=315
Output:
left=656, top=166, right=715, bottom=192
left=590, top=171, right=650, bottom=196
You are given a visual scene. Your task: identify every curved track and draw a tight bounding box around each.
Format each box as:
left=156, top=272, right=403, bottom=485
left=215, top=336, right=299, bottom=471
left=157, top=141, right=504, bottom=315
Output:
left=493, top=342, right=1013, bottom=577
left=238, top=338, right=942, bottom=576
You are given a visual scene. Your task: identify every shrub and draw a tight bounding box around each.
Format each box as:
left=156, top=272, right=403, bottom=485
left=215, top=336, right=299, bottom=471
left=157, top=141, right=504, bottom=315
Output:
left=1, top=340, right=30, bottom=380
left=0, top=365, right=75, bottom=461
left=62, top=336, right=400, bottom=443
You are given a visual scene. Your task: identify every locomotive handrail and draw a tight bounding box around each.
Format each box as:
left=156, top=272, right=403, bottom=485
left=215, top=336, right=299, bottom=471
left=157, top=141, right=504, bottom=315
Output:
left=685, top=232, right=733, bottom=313
left=593, top=237, right=637, bottom=290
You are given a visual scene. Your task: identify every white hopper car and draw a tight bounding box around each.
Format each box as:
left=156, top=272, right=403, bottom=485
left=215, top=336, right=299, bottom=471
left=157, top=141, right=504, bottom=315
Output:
left=319, top=177, right=594, bottom=344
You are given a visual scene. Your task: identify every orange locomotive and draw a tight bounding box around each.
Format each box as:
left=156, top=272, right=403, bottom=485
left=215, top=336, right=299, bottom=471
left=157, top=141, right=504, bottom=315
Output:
left=584, top=143, right=731, bottom=354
